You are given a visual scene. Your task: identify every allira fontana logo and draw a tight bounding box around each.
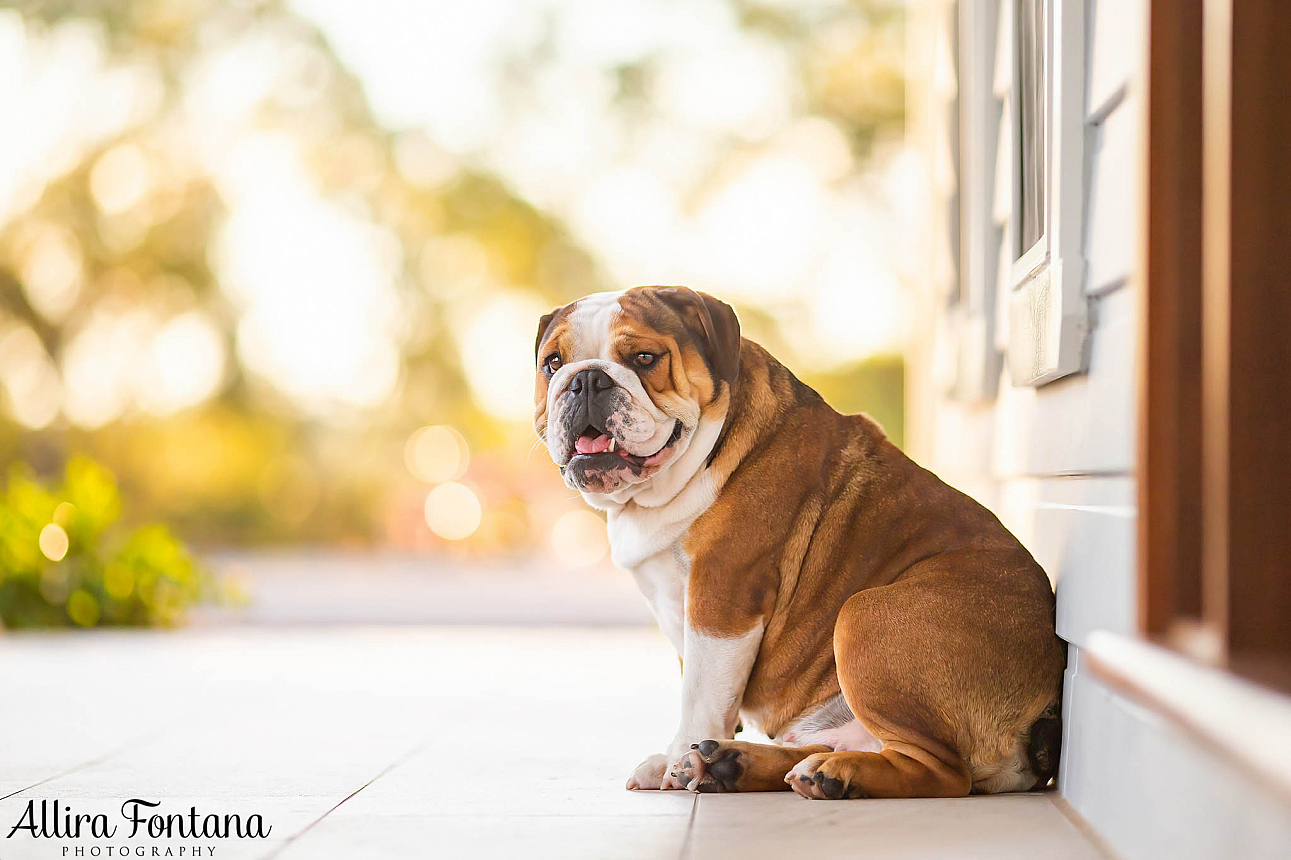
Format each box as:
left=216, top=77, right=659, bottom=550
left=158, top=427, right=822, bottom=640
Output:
left=6, top=798, right=272, bottom=851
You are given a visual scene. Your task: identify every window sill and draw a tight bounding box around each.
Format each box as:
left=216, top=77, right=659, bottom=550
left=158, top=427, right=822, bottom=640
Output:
left=1006, top=256, right=1089, bottom=385
left=1083, top=630, right=1291, bottom=805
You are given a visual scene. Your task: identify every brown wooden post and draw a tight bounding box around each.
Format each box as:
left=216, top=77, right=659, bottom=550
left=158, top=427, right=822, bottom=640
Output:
left=1139, top=0, right=1204, bottom=641
left=1200, top=0, right=1291, bottom=691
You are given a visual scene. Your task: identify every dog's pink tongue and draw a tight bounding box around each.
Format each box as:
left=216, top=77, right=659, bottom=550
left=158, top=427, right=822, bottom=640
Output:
left=575, top=434, right=611, bottom=455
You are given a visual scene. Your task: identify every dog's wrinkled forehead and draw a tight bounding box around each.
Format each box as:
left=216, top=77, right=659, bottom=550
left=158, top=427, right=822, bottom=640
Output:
left=564, top=289, right=628, bottom=360
left=537, top=290, right=675, bottom=369
left=534, top=290, right=627, bottom=368
left=536, top=287, right=714, bottom=365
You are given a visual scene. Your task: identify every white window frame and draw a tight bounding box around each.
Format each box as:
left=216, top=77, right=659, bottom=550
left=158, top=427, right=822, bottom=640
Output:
left=1001, top=0, right=1089, bottom=386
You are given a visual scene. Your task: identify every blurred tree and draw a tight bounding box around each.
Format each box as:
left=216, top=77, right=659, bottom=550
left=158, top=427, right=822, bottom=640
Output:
left=0, top=0, right=906, bottom=554
left=736, top=0, right=905, bottom=157
left=0, top=0, right=602, bottom=546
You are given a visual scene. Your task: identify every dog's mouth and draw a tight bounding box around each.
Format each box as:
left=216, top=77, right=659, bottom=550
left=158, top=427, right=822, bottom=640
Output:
left=570, top=420, right=682, bottom=470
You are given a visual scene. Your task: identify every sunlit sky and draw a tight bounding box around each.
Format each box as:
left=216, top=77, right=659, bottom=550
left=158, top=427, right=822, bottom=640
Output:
left=0, top=1, right=913, bottom=429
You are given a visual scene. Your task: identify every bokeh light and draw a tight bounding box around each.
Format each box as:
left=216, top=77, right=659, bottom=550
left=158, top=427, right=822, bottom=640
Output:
left=550, top=509, right=609, bottom=568
left=18, top=224, right=82, bottom=322
left=0, top=323, right=62, bottom=429
left=38, top=523, right=69, bottom=561
left=89, top=142, right=152, bottom=215
left=424, top=482, right=482, bottom=541
left=66, top=589, right=100, bottom=626
left=52, top=501, right=75, bottom=525
left=405, top=425, right=469, bottom=484
left=140, top=311, right=227, bottom=416
left=59, top=306, right=152, bottom=428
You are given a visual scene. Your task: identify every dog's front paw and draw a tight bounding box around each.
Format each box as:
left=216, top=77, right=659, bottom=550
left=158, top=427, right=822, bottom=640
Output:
left=674, top=740, right=744, bottom=793
left=785, top=753, right=867, bottom=800
left=626, top=753, right=677, bottom=790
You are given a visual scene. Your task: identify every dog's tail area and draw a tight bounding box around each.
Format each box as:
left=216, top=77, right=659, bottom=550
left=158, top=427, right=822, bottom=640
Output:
left=1026, top=700, right=1063, bottom=789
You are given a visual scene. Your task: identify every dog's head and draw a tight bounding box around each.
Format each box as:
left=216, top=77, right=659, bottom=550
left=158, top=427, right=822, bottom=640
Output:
left=534, top=286, right=740, bottom=503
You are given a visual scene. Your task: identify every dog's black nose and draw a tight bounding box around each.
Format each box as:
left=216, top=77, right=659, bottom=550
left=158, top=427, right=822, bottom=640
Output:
left=569, top=368, right=614, bottom=395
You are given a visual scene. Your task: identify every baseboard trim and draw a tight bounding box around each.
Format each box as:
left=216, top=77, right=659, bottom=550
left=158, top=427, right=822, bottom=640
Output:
left=1084, top=630, right=1291, bottom=806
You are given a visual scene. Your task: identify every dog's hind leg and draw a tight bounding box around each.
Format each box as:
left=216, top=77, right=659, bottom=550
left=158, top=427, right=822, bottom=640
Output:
left=674, top=740, right=832, bottom=792
left=800, top=564, right=1061, bottom=800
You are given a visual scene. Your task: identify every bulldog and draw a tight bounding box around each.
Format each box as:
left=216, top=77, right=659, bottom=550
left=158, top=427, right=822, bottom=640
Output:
left=534, top=286, right=1064, bottom=799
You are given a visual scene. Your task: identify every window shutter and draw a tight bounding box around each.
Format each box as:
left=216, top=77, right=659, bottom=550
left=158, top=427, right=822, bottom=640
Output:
left=951, top=0, right=1006, bottom=401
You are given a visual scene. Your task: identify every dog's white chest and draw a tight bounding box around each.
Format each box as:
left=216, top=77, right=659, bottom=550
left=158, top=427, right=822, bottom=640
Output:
left=605, top=473, right=717, bottom=656
left=627, top=544, right=689, bottom=654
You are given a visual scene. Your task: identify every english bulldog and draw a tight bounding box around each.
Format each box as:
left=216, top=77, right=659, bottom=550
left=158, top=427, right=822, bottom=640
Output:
left=534, top=286, right=1064, bottom=799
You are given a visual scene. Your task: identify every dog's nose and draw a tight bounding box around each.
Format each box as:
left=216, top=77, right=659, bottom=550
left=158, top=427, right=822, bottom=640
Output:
left=569, top=368, right=615, bottom=395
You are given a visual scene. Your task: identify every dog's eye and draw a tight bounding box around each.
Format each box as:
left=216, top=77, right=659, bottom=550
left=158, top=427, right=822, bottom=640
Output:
left=634, top=352, right=657, bottom=368
left=543, top=353, right=562, bottom=376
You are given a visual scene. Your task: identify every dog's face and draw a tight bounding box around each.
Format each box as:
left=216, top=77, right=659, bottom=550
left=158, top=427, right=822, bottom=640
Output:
left=534, top=286, right=740, bottom=502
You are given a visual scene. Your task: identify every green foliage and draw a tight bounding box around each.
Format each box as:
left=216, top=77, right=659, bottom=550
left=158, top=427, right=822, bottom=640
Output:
left=0, top=457, right=207, bottom=628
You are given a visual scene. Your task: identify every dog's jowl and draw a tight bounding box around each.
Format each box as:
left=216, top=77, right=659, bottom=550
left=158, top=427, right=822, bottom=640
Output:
left=534, top=286, right=1065, bottom=800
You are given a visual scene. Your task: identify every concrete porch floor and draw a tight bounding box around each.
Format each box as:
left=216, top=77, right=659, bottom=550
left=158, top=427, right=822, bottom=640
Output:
left=0, top=627, right=1109, bottom=859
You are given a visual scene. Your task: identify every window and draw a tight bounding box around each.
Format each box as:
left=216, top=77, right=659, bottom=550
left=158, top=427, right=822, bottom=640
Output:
left=944, top=0, right=1090, bottom=398
left=996, top=0, right=1089, bottom=386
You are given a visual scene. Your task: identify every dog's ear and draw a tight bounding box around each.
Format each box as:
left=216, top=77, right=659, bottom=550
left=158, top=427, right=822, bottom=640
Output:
left=657, top=287, right=741, bottom=385
left=535, top=307, right=562, bottom=361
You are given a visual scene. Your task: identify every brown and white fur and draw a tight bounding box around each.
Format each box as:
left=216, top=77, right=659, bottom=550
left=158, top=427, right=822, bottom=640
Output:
left=534, top=286, right=1064, bottom=800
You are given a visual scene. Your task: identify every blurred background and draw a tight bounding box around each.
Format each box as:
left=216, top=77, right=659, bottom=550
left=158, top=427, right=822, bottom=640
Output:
left=0, top=0, right=909, bottom=627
